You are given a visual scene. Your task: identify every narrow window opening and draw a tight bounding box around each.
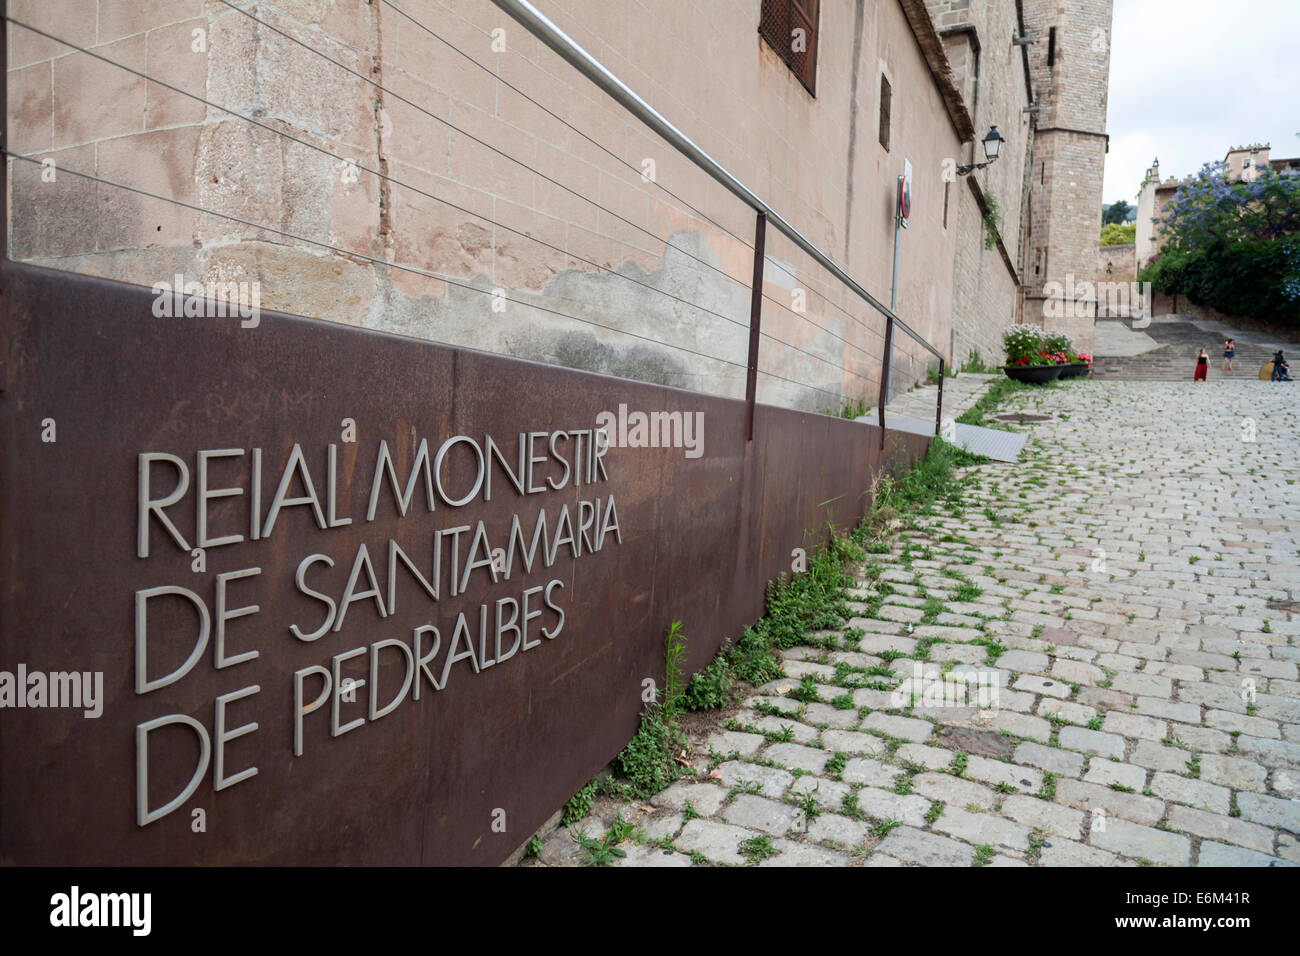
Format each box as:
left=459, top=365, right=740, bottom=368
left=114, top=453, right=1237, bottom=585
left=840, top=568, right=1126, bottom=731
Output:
left=878, top=75, right=892, bottom=151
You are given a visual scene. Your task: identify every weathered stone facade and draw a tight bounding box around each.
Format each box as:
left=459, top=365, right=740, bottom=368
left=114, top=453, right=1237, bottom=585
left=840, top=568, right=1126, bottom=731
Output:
left=6, top=0, right=1112, bottom=402
left=925, top=0, right=1033, bottom=369
left=1098, top=243, right=1135, bottom=284
left=1021, top=0, right=1114, bottom=353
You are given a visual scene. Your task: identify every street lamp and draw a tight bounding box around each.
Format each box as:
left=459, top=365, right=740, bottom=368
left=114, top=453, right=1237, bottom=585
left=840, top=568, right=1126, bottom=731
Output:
left=957, top=126, right=1005, bottom=175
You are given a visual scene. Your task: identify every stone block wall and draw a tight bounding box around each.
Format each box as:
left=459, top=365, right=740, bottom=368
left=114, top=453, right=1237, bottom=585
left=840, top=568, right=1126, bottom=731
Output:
left=6, top=0, right=974, bottom=413
left=924, top=0, right=1034, bottom=370
left=1021, top=0, right=1114, bottom=353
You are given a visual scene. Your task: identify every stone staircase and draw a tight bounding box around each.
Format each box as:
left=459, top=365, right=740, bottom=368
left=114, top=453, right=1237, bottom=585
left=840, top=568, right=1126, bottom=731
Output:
left=1091, top=315, right=1293, bottom=381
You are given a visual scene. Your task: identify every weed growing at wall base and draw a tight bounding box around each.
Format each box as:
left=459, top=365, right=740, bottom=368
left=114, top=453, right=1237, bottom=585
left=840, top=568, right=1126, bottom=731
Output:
left=563, top=436, right=976, bottom=823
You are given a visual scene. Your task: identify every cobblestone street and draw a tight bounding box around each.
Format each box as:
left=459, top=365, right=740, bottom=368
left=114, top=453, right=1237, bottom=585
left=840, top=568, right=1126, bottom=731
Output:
left=535, top=378, right=1300, bottom=866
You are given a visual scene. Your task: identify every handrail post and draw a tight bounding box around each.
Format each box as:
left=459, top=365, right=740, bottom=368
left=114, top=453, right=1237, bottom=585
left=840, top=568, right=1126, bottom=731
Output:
left=1, top=0, right=8, bottom=275
left=877, top=315, right=894, bottom=450
left=935, top=358, right=945, bottom=437
left=745, top=212, right=766, bottom=442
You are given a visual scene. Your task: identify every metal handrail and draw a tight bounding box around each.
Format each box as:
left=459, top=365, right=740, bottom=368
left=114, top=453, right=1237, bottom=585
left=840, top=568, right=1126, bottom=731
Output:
left=487, top=0, right=944, bottom=367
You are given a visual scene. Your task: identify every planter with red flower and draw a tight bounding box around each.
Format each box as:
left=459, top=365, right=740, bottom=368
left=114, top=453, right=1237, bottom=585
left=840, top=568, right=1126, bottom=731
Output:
left=1060, top=350, right=1093, bottom=379
left=1001, top=327, right=1065, bottom=383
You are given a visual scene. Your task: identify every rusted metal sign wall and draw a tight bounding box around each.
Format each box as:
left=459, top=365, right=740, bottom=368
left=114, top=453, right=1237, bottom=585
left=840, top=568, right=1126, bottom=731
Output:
left=0, top=263, right=928, bottom=866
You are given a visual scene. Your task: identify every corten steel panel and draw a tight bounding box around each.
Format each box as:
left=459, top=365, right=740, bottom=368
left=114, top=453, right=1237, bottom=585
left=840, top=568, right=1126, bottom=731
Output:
left=0, top=262, right=930, bottom=866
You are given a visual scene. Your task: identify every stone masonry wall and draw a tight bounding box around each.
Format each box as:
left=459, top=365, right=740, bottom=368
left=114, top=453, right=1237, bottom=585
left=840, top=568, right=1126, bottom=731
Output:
left=1021, top=0, right=1114, bottom=354
left=6, top=0, right=974, bottom=414
left=1098, top=242, right=1135, bottom=286
left=925, top=0, right=1032, bottom=370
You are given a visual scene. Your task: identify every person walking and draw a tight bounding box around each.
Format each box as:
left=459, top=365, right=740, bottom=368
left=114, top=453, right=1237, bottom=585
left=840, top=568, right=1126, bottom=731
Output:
left=1194, top=347, right=1209, bottom=382
left=1221, top=339, right=1235, bottom=372
left=1272, top=349, right=1286, bottom=381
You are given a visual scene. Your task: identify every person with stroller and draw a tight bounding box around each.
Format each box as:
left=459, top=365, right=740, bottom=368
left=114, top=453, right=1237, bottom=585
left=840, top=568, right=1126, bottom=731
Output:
left=1272, top=350, right=1292, bottom=381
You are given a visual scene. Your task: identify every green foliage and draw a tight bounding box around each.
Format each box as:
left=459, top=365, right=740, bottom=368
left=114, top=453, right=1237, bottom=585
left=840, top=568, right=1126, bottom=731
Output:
left=573, top=827, right=628, bottom=866
left=663, top=620, right=687, bottom=719
left=956, top=376, right=1039, bottom=427
left=561, top=779, right=598, bottom=825
left=960, top=350, right=993, bottom=374
left=1102, top=199, right=1133, bottom=225
left=739, top=835, right=779, bottom=862
left=1138, top=161, right=1300, bottom=324
left=835, top=397, right=870, bottom=419
left=1100, top=222, right=1136, bottom=245
left=611, top=704, right=686, bottom=798
left=868, top=438, right=973, bottom=526
left=728, top=622, right=784, bottom=685
left=788, top=676, right=822, bottom=703
left=684, top=653, right=733, bottom=711
left=1042, top=331, right=1073, bottom=356
left=982, top=193, right=1002, bottom=250
left=869, top=818, right=902, bottom=837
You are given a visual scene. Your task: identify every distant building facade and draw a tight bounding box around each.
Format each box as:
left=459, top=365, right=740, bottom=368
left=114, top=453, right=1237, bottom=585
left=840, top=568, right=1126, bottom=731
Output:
left=1137, top=143, right=1300, bottom=271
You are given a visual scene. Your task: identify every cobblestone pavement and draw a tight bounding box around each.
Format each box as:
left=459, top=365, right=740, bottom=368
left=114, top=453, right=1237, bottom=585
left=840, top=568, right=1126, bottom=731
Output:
left=533, top=379, right=1300, bottom=866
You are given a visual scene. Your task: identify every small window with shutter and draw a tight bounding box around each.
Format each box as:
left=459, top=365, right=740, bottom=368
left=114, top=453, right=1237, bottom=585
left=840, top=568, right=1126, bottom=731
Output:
left=758, top=0, right=820, bottom=95
left=879, top=75, right=892, bottom=151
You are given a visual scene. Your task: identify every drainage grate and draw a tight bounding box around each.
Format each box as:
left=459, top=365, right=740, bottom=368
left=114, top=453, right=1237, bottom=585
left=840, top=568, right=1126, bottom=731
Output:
left=992, top=413, right=1053, bottom=423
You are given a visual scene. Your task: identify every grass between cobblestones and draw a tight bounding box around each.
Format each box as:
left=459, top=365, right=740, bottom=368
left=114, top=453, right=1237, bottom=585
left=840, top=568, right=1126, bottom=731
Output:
left=546, top=432, right=982, bottom=864
left=530, top=376, right=1300, bottom=868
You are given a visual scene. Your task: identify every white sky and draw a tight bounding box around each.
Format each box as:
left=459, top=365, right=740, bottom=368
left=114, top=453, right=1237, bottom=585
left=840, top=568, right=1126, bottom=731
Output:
left=1103, top=0, right=1300, bottom=205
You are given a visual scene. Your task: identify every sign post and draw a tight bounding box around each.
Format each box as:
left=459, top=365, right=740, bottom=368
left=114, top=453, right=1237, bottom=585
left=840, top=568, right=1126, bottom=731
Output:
left=886, top=159, right=912, bottom=404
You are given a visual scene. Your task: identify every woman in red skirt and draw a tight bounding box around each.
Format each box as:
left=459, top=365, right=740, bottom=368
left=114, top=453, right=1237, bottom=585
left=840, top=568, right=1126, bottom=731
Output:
left=1194, top=348, right=1209, bottom=381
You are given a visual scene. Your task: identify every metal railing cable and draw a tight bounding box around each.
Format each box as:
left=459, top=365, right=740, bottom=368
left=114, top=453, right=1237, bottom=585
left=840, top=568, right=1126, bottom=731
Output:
left=6, top=152, right=858, bottom=403
left=487, top=0, right=945, bottom=367
left=204, top=2, right=877, bottom=383
left=5, top=15, right=875, bottom=389
left=3, top=10, right=908, bottom=408
left=377, top=0, right=890, bottom=352
left=212, top=0, right=754, bottom=295
left=4, top=152, right=751, bottom=374
left=378, top=0, right=757, bottom=253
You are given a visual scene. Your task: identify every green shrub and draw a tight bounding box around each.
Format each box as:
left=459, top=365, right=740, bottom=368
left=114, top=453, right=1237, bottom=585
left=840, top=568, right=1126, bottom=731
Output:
left=561, top=779, right=598, bottom=825
left=1138, top=162, right=1300, bottom=325
left=728, top=623, right=783, bottom=685
left=663, top=620, right=687, bottom=719
left=684, top=653, right=733, bottom=711
left=611, top=705, right=686, bottom=798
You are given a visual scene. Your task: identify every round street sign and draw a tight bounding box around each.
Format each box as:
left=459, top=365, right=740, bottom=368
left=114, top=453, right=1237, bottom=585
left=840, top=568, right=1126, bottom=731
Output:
left=899, top=159, right=913, bottom=228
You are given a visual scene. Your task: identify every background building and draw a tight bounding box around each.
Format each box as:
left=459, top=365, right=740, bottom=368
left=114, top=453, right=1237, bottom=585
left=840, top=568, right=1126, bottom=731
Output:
left=1020, top=0, right=1115, bottom=353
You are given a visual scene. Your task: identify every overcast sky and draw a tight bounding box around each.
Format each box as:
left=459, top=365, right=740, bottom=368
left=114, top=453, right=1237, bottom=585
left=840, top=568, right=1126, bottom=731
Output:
left=1103, top=0, right=1300, bottom=206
